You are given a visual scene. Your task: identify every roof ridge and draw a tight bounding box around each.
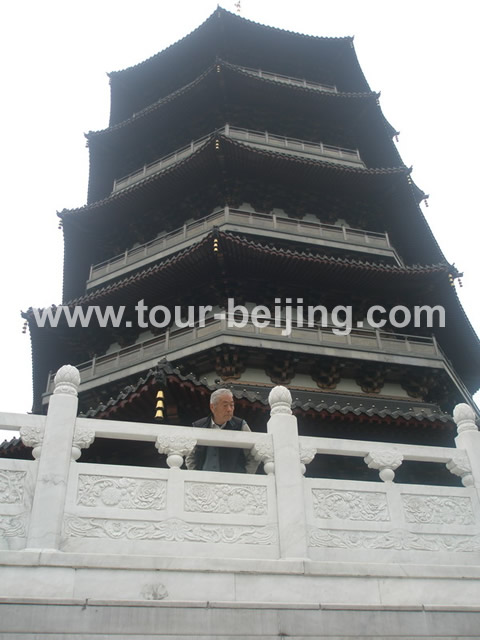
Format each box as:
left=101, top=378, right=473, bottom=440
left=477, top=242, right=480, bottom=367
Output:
left=109, top=7, right=353, bottom=79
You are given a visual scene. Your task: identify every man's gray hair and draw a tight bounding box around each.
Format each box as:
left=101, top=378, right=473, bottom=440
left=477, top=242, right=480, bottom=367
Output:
left=210, top=389, right=233, bottom=406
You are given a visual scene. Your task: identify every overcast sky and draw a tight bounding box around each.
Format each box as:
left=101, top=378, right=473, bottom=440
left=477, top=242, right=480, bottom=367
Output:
left=1, top=0, right=478, bottom=426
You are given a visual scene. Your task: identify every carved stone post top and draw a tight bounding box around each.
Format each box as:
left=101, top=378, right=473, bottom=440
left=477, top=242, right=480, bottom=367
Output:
left=299, top=444, right=316, bottom=465
left=53, top=365, right=81, bottom=396
left=364, top=449, right=403, bottom=470
left=252, top=436, right=274, bottom=462
left=447, top=452, right=474, bottom=487
left=155, top=434, right=197, bottom=456
left=453, top=403, right=478, bottom=434
left=70, top=425, right=96, bottom=461
left=268, top=385, right=292, bottom=415
left=251, top=436, right=275, bottom=475
left=19, top=424, right=44, bottom=458
left=447, top=452, right=472, bottom=476
left=73, top=425, right=96, bottom=450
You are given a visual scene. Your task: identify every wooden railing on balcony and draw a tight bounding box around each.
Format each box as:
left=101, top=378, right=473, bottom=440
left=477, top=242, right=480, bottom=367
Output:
left=236, top=64, right=338, bottom=93
left=227, top=125, right=363, bottom=165
left=87, top=207, right=399, bottom=287
left=112, top=133, right=212, bottom=193
left=112, top=125, right=364, bottom=193
left=43, top=315, right=443, bottom=397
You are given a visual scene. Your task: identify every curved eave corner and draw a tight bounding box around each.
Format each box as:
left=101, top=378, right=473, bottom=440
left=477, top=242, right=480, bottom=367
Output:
left=405, top=170, right=448, bottom=264
left=22, top=307, right=53, bottom=414
left=342, top=34, right=371, bottom=93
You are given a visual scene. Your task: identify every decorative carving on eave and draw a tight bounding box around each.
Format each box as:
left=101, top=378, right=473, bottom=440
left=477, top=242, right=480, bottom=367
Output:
left=311, top=357, right=343, bottom=390
left=214, top=345, right=247, bottom=380
left=401, top=368, right=455, bottom=407
left=265, top=354, right=298, bottom=386
left=355, top=363, right=388, bottom=394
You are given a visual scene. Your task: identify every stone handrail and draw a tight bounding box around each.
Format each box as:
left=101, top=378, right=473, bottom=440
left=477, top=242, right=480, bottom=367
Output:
left=299, top=434, right=470, bottom=484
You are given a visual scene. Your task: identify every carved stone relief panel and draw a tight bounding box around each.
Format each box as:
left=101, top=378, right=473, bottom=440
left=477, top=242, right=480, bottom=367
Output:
left=0, top=470, right=26, bottom=505
left=402, top=494, right=475, bottom=526
left=184, top=482, right=267, bottom=516
left=309, top=527, right=480, bottom=552
left=0, top=514, right=26, bottom=537
left=64, top=516, right=276, bottom=545
left=312, top=488, right=390, bottom=521
left=77, top=475, right=167, bottom=510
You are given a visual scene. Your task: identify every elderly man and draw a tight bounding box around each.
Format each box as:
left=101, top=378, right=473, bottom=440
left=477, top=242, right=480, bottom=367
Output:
left=186, top=389, right=258, bottom=473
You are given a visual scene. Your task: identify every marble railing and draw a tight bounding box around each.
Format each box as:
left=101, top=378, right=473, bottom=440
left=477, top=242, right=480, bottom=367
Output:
left=1, top=366, right=480, bottom=563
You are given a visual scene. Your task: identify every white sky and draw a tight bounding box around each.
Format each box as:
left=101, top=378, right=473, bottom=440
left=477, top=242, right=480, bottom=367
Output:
left=0, top=0, right=479, bottom=425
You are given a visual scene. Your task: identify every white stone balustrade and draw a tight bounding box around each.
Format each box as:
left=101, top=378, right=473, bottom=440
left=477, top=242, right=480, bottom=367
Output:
left=1, top=369, right=480, bottom=574
left=453, top=403, right=480, bottom=488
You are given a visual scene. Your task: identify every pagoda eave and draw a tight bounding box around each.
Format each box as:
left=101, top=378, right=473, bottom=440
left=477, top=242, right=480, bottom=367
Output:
left=108, top=8, right=368, bottom=126
left=80, top=364, right=454, bottom=433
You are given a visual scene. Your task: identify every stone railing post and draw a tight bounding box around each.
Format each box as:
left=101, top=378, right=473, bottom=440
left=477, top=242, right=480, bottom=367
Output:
left=451, top=404, right=480, bottom=488
left=21, top=365, right=81, bottom=550
left=267, top=385, right=308, bottom=559
left=155, top=433, right=197, bottom=519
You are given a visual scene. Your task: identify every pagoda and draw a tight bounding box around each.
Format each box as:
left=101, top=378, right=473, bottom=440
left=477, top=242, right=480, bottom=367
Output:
left=20, top=7, right=480, bottom=475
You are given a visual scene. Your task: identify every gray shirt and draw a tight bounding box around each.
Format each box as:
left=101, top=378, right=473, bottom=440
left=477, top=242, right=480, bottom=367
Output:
left=185, top=418, right=259, bottom=473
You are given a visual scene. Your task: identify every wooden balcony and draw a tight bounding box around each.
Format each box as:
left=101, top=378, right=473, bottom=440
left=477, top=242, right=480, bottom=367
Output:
left=111, top=125, right=365, bottom=194
left=87, top=207, right=400, bottom=289
left=43, top=316, right=448, bottom=399
left=237, top=64, right=338, bottom=93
